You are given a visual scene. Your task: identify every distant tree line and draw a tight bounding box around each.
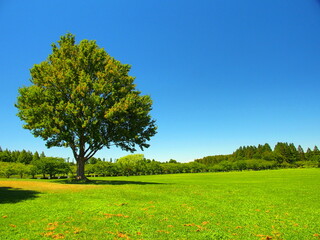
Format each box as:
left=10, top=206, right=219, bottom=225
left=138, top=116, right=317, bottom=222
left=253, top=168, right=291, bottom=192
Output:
left=0, top=142, right=319, bottom=178
left=0, top=147, right=45, bottom=164
left=194, top=142, right=320, bottom=171
left=0, top=148, right=209, bottom=178
left=0, top=147, right=70, bottom=178
left=83, top=155, right=208, bottom=177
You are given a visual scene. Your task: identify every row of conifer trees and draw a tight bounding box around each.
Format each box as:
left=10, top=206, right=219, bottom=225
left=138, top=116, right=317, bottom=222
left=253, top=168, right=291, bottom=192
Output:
left=195, top=142, right=320, bottom=166
left=0, top=142, right=319, bottom=178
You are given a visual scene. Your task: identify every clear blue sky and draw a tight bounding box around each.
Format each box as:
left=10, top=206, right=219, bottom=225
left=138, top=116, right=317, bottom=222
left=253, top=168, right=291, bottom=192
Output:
left=1, top=0, right=320, bottom=162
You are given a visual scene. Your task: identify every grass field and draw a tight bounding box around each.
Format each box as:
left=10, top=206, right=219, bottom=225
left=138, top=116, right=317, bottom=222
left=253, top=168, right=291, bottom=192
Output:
left=0, top=168, right=319, bottom=240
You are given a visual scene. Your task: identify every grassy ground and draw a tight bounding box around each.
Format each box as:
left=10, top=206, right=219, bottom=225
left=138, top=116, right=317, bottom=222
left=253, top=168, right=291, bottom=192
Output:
left=0, top=168, right=319, bottom=240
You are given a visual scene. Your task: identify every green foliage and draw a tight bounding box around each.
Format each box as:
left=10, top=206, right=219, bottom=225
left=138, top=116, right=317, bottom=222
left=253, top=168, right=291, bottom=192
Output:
left=0, top=162, right=17, bottom=178
left=116, top=154, right=145, bottom=176
left=0, top=162, right=31, bottom=178
left=168, top=159, right=178, bottom=163
left=17, top=150, right=33, bottom=164
left=184, top=162, right=207, bottom=173
left=274, top=142, right=299, bottom=163
left=15, top=163, right=29, bottom=178
left=0, top=148, right=44, bottom=163
left=117, top=154, right=145, bottom=163
left=196, top=142, right=319, bottom=171
left=195, top=155, right=231, bottom=165
left=161, top=162, right=181, bottom=174
left=0, top=142, right=319, bottom=179
left=33, top=151, right=41, bottom=161
left=31, top=157, right=70, bottom=178
left=92, top=161, right=114, bottom=176
left=0, top=149, right=14, bottom=162
left=16, top=33, right=157, bottom=179
left=145, top=160, right=162, bottom=175
left=28, top=164, right=38, bottom=178
left=233, top=143, right=273, bottom=160
left=87, top=157, right=102, bottom=165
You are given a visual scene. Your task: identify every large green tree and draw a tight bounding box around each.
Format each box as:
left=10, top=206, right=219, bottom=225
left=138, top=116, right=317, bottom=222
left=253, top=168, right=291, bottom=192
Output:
left=16, top=33, right=157, bottom=180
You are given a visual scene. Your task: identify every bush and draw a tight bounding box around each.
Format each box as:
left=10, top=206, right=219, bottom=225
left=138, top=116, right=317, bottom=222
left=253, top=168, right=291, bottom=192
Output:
left=0, top=162, right=17, bottom=178
left=32, top=157, right=71, bottom=178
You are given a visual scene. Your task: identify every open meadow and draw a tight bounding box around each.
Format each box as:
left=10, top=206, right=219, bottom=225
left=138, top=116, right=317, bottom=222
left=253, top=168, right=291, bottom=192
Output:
left=0, top=168, right=319, bottom=240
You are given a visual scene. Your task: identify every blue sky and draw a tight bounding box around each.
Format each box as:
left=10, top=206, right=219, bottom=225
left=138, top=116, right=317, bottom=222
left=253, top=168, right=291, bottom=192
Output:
left=1, top=0, right=320, bottom=162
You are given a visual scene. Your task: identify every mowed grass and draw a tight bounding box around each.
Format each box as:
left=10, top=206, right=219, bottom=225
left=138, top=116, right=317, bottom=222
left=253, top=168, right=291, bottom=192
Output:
left=0, top=169, right=319, bottom=240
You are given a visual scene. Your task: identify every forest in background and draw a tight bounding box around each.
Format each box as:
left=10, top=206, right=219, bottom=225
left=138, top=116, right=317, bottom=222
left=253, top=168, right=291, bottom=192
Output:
left=0, top=142, right=319, bottom=179
left=195, top=142, right=320, bottom=171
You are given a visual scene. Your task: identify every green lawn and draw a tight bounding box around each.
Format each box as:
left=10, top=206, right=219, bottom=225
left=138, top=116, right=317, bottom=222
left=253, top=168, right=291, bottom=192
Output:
left=0, top=168, right=319, bottom=239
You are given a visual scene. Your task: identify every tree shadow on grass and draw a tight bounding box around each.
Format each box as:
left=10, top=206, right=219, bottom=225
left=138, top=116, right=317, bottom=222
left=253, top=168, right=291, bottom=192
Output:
left=0, top=187, right=40, bottom=204
left=51, top=179, right=167, bottom=185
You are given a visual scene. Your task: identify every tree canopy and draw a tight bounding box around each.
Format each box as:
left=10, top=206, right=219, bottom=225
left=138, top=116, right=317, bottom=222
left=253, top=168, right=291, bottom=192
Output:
left=16, top=33, right=157, bottom=180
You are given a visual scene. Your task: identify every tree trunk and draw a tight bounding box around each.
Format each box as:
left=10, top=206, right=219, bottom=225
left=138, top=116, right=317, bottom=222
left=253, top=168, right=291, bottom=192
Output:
left=76, top=157, right=88, bottom=181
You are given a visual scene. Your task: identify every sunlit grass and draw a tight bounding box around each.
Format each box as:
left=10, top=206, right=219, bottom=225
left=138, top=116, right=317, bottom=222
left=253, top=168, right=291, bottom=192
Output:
left=0, top=168, right=319, bottom=239
left=0, top=180, right=101, bottom=193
